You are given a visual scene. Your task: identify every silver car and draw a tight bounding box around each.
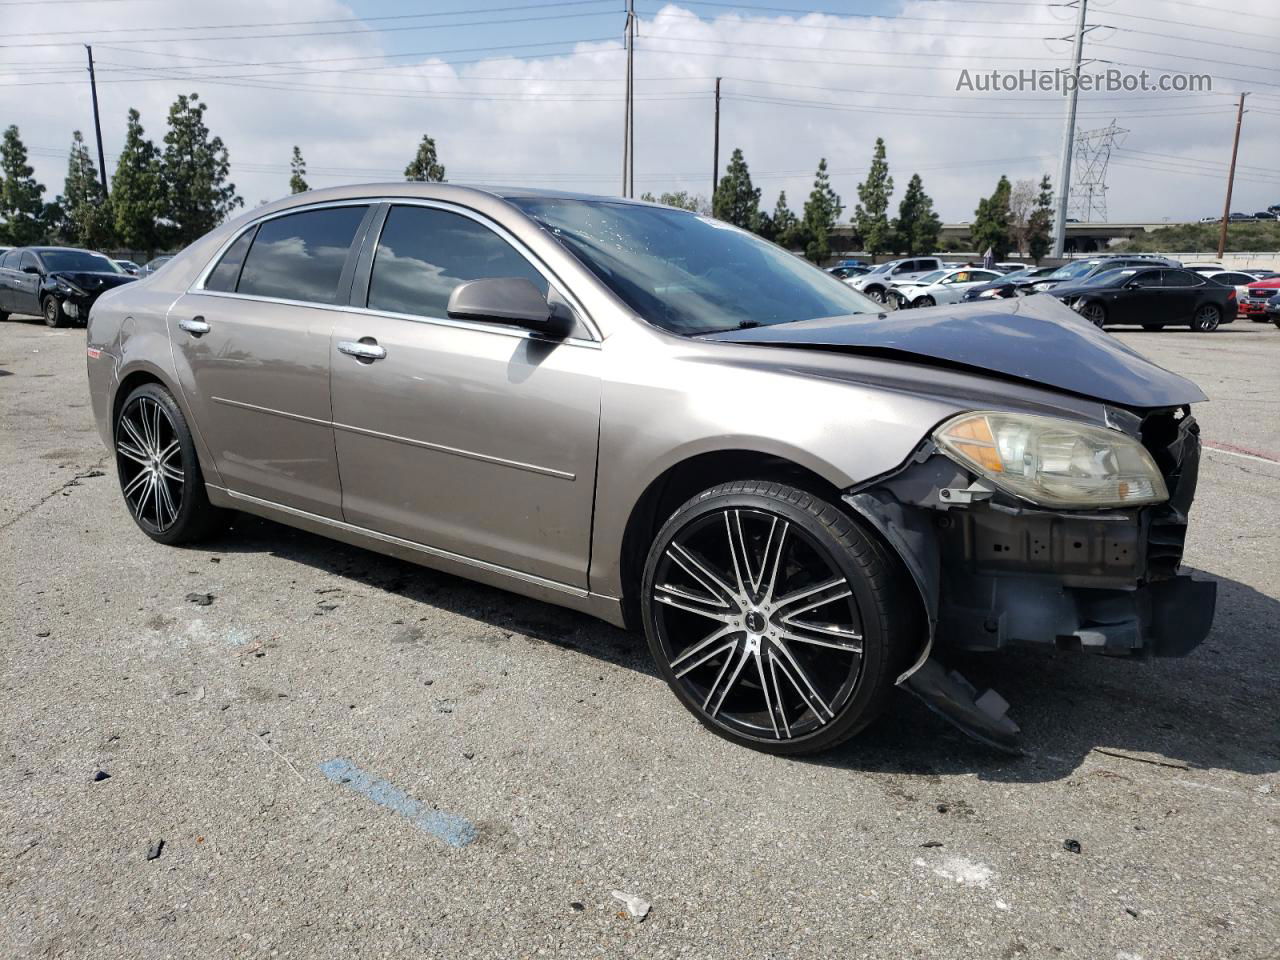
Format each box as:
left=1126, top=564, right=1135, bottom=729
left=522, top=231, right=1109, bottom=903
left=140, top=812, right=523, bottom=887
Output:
left=85, top=184, right=1215, bottom=755
left=887, top=267, right=1004, bottom=309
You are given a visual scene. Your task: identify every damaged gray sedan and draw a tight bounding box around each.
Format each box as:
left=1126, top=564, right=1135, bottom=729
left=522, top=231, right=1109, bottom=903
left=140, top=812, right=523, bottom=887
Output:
left=85, top=185, right=1214, bottom=755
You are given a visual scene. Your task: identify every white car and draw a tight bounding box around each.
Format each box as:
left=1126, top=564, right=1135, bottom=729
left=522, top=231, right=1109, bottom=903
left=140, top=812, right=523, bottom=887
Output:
left=888, top=268, right=1005, bottom=309
left=847, top=257, right=946, bottom=302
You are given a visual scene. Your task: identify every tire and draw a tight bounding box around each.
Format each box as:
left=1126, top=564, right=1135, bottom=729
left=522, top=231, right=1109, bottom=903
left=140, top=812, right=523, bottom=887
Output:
left=641, top=480, right=918, bottom=755
left=0, top=309, right=8, bottom=322
left=912, top=295, right=936, bottom=309
left=43, top=296, right=68, bottom=328
left=1190, top=304, right=1221, bottom=332
left=1078, top=301, right=1106, bottom=328
left=865, top=287, right=886, bottom=303
left=883, top=291, right=902, bottom=311
left=114, top=383, right=225, bottom=545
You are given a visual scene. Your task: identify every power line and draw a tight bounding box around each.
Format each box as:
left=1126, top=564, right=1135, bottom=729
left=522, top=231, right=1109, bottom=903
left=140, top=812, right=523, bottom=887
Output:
left=1113, top=0, right=1280, bottom=22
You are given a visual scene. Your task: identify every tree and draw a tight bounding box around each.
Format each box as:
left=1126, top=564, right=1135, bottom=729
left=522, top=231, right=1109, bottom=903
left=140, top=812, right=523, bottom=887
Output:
left=641, top=190, right=705, bottom=213
left=59, top=130, right=114, bottom=248
left=160, top=92, right=242, bottom=246
left=1007, top=178, right=1037, bottom=256
left=892, top=173, right=941, bottom=256
left=111, top=108, right=165, bottom=253
left=0, top=125, right=48, bottom=246
left=971, top=175, right=1013, bottom=260
left=712, top=147, right=761, bottom=231
left=764, top=190, right=799, bottom=246
left=1027, top=174, right=1054, bottom=263
left=405, top=135, right=446, bottom=182
left=852, top=138, right=894, bottom=256
left=289, top=146, right=309, bottom=194
left=798, top=158, right=843, bottom=263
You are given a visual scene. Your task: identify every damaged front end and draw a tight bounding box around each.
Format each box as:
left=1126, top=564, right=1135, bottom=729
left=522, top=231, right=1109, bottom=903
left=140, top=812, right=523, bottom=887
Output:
left=844, top=405, right=1216, bottom=753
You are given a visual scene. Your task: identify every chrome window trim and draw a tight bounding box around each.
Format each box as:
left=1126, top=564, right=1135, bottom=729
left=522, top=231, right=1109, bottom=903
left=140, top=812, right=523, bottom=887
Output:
left=189, top=196, right=602, bottom=343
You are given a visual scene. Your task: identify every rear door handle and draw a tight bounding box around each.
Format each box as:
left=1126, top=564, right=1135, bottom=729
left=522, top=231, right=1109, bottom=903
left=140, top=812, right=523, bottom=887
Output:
left=337, top=339, right=387, bottom=362
left=178, top=316, right=210, bottom=337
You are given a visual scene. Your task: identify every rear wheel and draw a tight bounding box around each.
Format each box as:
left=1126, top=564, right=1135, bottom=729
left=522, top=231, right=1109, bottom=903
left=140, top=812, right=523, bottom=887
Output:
left=42, top=296, right=67, bottom=328
left=641, top=480, right=917, bottom=755
left=114, top=383, right=225, bottom=545
left=912, top=295, right=936, bottom=309
left=866, top=287, right=886, bottom=303
left=1190, top=304, right=1221, bottom=332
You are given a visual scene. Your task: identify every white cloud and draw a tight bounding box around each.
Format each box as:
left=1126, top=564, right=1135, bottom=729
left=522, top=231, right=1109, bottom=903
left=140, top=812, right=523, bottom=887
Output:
left=1, top=0, right=1276, bottom=224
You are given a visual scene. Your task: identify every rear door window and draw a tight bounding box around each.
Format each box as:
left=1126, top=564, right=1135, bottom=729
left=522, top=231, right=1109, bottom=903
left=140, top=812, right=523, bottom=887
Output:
left=205, top=226, right=257, bottom=293
left=1161, top=270, right=1203, bottom=287
left=237, top=206, right=368, bottom=304
left=366, top=205, right=547, bottom=320
left=0, top=250, right=18, bottom=270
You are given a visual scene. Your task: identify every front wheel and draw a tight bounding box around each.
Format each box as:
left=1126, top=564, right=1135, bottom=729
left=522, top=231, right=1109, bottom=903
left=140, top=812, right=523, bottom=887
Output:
left=865, top=287, right=886, bottom=303
left=114, top=383, right=225, bottom=544
left=1190, top=304, right=1221, bottom=332
left=43, top=296, right=68, bottom=328
left=641, top=480, right=917, bottom=755
left=912, top=295, right=936, bottom=309
left=1078, top=301, right=1106, bottom=328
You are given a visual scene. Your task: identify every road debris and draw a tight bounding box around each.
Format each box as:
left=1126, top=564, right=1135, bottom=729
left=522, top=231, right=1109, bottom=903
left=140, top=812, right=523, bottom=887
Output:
left=185, top=593, right=215, bottom=606
left=570, top=901, right=585, bottom=913
left=611, top=890, right=651, bottom=920
left=146, top=839, right=165, bottom=861
left=1092, top=747, right=1189, bottom=771
left=920, top=840, right=943, bottom=848
left=1063, top=839, right=1083, bottom=854
left=913, top=855, right=995, bottom=889
left=91, top=769, right=111, bottom=782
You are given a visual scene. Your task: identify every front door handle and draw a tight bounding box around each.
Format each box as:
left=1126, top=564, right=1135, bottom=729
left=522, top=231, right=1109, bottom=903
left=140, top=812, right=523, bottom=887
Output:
left=337, top=339, right=387, bottom=362
left=178, top=316, right=210, bottom=337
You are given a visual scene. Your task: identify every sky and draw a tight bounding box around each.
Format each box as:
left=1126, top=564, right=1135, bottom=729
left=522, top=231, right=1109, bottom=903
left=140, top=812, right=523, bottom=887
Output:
left=0, top=0, right=1276, bottom=223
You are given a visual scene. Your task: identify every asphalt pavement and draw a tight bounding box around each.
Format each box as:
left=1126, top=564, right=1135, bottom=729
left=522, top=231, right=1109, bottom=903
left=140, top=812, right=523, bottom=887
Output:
left=1, top=315, right=1277, bottom=959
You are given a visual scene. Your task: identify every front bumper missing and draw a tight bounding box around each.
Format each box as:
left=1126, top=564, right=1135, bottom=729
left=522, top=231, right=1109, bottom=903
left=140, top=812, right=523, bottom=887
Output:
left=843, top=411, right=1216, bottom=750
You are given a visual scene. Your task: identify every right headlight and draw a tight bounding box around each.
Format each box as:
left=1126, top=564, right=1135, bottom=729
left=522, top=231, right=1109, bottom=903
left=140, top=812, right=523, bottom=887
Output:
left=934, top=411, right=1168, bottom=509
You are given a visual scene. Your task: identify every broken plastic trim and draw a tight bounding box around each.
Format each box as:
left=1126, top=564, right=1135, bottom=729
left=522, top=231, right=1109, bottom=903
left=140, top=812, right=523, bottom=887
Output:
left=903, top=659, right=1022, bottom=755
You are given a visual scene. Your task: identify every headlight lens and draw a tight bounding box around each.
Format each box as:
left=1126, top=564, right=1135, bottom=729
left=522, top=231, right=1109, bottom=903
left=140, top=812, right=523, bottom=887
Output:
left=934, top=411, right=1168, bottom=508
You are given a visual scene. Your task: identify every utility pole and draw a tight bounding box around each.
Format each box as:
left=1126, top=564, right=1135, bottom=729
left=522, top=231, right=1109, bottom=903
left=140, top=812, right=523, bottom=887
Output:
left=85, top=44, right=109, bottom=197
left=1051, top=0, right=1088, bottom=258
left=1217, top=92, right=1248, bottom=260
left=621, top=4, right=631, bottom=196
left=712, top=77, right=721, bottom=205
left=625, top=0, right=635, bottom=198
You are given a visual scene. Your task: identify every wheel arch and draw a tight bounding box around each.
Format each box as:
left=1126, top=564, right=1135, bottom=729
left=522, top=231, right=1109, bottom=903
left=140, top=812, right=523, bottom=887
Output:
left=109, top=360, right=224, bottom=487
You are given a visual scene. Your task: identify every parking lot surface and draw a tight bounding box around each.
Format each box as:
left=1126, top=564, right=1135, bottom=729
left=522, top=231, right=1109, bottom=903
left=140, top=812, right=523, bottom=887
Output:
left=1, top=316, right=1277, bottom=959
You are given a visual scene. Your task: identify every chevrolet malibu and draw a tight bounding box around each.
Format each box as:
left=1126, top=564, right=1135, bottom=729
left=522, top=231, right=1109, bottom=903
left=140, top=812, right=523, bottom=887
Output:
left=85, top=184, right=1216, bottom=755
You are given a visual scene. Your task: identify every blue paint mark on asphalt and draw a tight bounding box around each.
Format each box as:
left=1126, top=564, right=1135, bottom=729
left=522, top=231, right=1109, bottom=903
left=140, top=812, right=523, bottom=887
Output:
left=319, top=758, right=477, bottom=848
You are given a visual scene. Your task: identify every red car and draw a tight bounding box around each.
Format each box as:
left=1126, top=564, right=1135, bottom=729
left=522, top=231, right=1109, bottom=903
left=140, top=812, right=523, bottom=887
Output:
left=1242, top=277, right=1280, bottom=320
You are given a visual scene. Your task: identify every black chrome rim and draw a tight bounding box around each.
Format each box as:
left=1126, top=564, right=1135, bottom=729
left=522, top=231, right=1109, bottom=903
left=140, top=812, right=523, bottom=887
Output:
left=115, top=396, right=184, bottom=533
left=1195, top=306, right=1219, bottom=330
left=650, top=507, right=864, bottom=741
left=1082, top=303, right=1105, bottom=326
left=44, top=299, right=58, bottom=324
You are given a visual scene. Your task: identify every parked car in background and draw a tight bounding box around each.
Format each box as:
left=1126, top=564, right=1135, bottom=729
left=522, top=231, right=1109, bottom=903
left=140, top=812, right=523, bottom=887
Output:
left=1265, top=294, right=1280, bottom=328
left=1032, top=256, right=1181, bottom=292
left=888, top=267, right=1004, bottom=309
left=847, top=256, right=946, bottom=302
left=1048, top=267, right=1236, bottom=332
left=1203, top=271, right=1273, bottom=306
left=114, top=259, right=142, bottom=276
left=1241, top=277, right=1280, bottom=320
left=83, top=183, right=1218, bottom=755
left=827, top=264, right=871, bottom=281
left=1228, top=213, right=1255, bottom=222
left=141, top=255, right=173, bottom=276
left=993, top=262, right=1025, bottom=273
left=1253, top=211, right=1279, bottom=221
left=0, top=246, right=136, bottom=327
left=962, top=265, right=1060, bottom=301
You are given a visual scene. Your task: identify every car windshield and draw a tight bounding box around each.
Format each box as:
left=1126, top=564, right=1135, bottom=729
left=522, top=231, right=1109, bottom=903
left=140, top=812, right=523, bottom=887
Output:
left=913, top=270, right=947, bottom=285
left=511, top=198, right=881, bottom=335
left=39, top=250, right=121, bottom=274
left=1081, top=269, right=1135, bottom=287
left=1047, top=260, right=1100, bottom=281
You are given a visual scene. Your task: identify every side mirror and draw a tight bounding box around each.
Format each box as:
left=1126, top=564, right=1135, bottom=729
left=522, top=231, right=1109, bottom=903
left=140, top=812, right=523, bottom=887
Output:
left=22, top=264, right=40, bottom=275
left=1124, top=281, right=1141, bottom=289
left=447, top=277, right=571, bottom=338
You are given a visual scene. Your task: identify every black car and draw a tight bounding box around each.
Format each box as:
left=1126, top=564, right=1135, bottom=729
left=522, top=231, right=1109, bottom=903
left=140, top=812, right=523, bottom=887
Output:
left=0, top=247, right=136, bottom=327
left=1265, top=293, right=1280, bottom=329
left=1030, top=256, right=1181, bottom=293
left=1048, top=267, right=1237, bottom=332
left=962, top=265, right=1061, bottom=301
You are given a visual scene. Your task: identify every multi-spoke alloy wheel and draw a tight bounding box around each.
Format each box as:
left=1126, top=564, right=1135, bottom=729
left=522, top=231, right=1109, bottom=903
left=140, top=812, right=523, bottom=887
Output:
left=114, top=383, right=223, bottom=544
left=643, top=481, right=916, bottom=754
left=1191, top=304, right=1220, bottom=332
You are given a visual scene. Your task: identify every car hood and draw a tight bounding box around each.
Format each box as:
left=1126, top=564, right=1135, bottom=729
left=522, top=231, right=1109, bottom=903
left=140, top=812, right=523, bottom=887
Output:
left=50, top=270, right=136, bottom=291
left=705, top=294, right=1206, bottom=408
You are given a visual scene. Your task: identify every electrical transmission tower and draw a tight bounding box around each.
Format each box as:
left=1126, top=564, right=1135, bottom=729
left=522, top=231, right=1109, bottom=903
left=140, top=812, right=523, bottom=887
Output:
left=1069, top=121, right=1127, bottom=222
